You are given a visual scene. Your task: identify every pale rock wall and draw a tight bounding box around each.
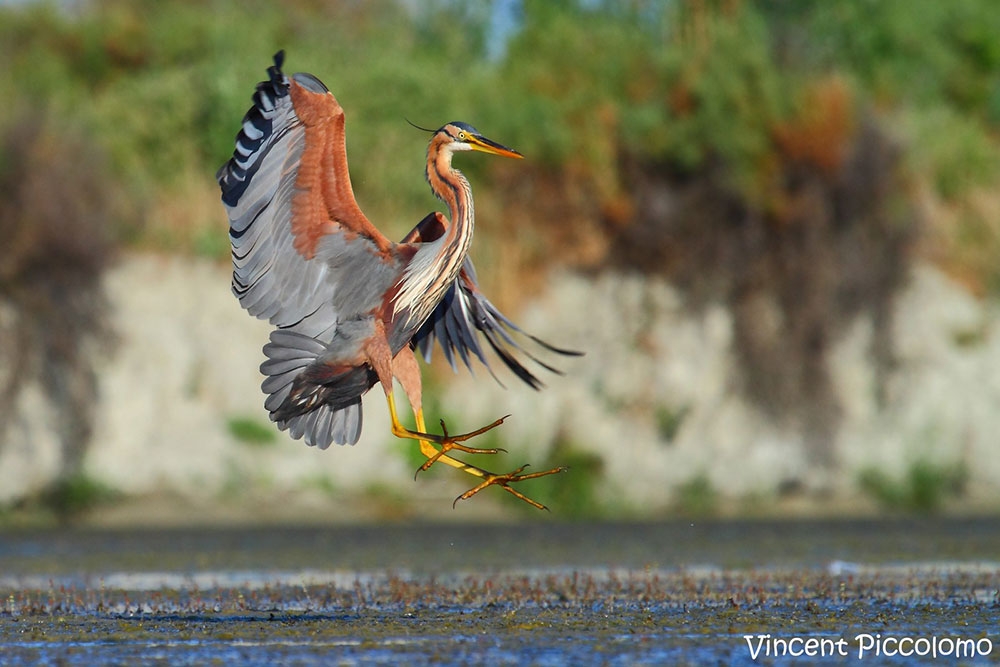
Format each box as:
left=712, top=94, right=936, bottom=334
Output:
left=1, top=253, right=997, bottom=515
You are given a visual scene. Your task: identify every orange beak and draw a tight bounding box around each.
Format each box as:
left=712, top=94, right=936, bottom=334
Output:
left=467, top=133, right=523, bottom=159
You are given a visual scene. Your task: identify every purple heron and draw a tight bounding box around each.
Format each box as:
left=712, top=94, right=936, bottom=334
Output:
left=216, top=52, right=578, bottom=510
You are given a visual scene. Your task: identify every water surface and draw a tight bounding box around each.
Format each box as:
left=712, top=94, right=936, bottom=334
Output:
left=1, top=518, right=997, bottom=665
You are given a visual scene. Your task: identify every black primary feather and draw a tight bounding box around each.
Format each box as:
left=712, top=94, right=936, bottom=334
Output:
left=412, top=258, right=581, bottom=389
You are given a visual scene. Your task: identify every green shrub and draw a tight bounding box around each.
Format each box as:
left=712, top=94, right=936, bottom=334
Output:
left=226, top=416, right=278, bottom=447
left=859, top=459, right=969, bottom=513
left=40, top=473, right=120, bottom=518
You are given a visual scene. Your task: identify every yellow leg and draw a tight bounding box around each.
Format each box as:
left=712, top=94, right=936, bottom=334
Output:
left=386, top=391, right=488, bottom=480
left=416, top=412, right=510, bottom=473
left=386, top=392, right=506, bottom=469
left=385, top=391, right=568, bottom=511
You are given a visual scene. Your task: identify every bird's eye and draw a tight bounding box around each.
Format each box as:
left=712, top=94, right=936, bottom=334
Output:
left=458, top=131, right=466, bottom=141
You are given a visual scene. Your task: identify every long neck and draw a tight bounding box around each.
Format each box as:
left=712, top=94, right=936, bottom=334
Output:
left=427, top=147, right=475, bottom=276
left=390, top=144, right=475, bottom=333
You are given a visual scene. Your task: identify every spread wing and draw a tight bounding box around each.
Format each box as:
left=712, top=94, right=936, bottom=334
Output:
left=217, top=51, right=396, bottom=338
left=411, top=254, right=582, bottom=390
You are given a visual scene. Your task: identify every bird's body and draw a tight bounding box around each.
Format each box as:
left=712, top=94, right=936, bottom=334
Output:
left=217, top=52, right=576, bottom=508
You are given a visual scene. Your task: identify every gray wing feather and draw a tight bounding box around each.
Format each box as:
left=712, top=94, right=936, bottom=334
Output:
left=219, top=53, right=347, bottom=336
left=225, top=121, right=332, bottom=329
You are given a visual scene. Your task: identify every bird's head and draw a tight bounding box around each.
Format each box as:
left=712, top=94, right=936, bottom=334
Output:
left=439, top=122, right=523, bottom=159
left=410, top=120, right=523, bottom=160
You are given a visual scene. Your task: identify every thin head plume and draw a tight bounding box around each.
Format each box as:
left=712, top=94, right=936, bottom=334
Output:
left=406, top=118, right=437, bottom=134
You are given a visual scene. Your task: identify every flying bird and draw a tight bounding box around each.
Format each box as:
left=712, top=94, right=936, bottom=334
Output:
left=216, top=52, right=578, bottom=509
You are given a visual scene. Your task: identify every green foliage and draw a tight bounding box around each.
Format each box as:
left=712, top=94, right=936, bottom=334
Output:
left=673, top=473, right=718, bottom=517
left=760, top=0, right=1000, bottom=118
left=226, top=415, right=278, bottom=447
left=1, top=0, right=996, bottom=252
left=511, top=440, right=604, bottom=519
left=631, top=10, right=785, bottom=176
left=858, top=460, right=969, bottom=514
left=40, top=473, right=120, bottom=518
left=760, top=0, right=1000, bottom=197
left=899, top=107, right=1000, bottom=200
left=0, top=0, right=502, bottom=249
left=655, top=405, right=689, bottom=443
left=300, top=474, right=339, bottom=498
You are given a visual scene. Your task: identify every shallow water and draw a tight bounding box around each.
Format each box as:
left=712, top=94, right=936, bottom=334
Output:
left=1, top=518, right=998, bottom=665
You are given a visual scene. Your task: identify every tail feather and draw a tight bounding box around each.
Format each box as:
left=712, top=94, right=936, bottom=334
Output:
left=276, top=399, right=363, bottom=450
left=259, top=328, right=372, bottom=447
left=260, top=329, right=328, bottom=411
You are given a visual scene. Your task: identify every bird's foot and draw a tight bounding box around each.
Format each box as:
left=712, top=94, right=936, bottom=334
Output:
left=393, top=411, right=566, bottom=510
left=453, top=464, right=569, bottom=511
left=413, top=416, right=509, bottom=477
